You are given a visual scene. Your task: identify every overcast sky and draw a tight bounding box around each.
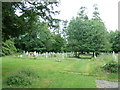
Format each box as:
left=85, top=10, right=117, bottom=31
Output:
left=54, top=0, right=119, bottom=31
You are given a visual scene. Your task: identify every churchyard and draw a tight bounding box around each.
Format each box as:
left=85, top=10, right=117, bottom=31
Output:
left=2, top=1, right=120, bottom=88
left=2, top=52, right=119, bottom=88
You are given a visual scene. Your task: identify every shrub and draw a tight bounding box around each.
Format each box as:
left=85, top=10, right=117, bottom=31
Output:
left=2, top=38, right=17, bottom=56
left=103, top=61, right=120, bottom=73
left=6, top=69, right=39, bottom=86
left=7, top=74, right=31, bottom=86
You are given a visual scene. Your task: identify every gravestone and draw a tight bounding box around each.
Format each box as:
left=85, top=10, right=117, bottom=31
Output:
left=94, top=55, right=96, bottom=58
left=112, top=51, right=117, bottom=60
left=18, top=55, right=23, bottom=57
left=26, top=51, right=28, bottom=55
left=45, top=52, right=48, bottom=58
left=62, top=53, right=64, bottom=59
left=28, top=53, right=30, bottom=56
left=23, top=51, right=25, bottom=54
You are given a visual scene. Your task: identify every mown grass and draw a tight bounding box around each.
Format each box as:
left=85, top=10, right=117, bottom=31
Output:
left=2, top=53, right=118, bottom=88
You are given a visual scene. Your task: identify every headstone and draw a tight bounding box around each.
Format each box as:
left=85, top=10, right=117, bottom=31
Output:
left=45, top=52, right=48, bottom=58
left=26, top=51, right=28, bottom=55
left=112, top=51, right=115, bottom=55
left=93, top=52, right=96, bottom=58
left=19, top=55, right=23, bottom=57
left=36, top=52, right=38, bottom=57
left=23, top=51, right=25, bottom=54
left=62, top=53, right=64, bottom=59
left=33, top=51, right=36, bottom=56
left=18, top=55, right=23, bottom=57
left=112, top=51, right=117, bottom=60
left=28, top=53, right=30, bottom=56
left=94, top=55, right=96, bottom=58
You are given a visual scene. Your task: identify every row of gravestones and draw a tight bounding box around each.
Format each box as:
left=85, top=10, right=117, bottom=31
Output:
left=19, top=51, right=117, bottom=61
left=23, top=51, right=75, bottom=59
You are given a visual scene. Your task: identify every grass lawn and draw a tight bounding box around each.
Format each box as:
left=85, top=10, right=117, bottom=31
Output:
left=2, top=54, right=118, bottom=88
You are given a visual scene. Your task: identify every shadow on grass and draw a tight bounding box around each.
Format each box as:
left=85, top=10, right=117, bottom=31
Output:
left=79, top=57, right=92, bottom=59
left=72, top=56, right=93, bottom=59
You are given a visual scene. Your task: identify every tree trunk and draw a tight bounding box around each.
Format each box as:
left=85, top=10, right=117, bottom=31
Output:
left=92, top=52, right=94, bottom=57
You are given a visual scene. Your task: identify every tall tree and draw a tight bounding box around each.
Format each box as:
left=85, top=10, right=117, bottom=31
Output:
left=2, top=1, right=60, bottom=40
left=66, top=6, right=110, bottom=57
left=14, top=19, right=53, bottom=52
left=92, top=4, right=101, bottom=20
left=52, top=34, right=65, bottom=52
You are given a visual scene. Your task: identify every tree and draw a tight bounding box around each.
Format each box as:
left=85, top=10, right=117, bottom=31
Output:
left=88, top=19, right=111, bottom=56
left=77, top=6, right=88, bottom=20
left=52, top=34, right=66, bottom=52
left=1, top=38, right=17, bottom=56
left=109, top=30, right=120, bottom=52
left=14, top=17, right=66, bottom=53
left=92, top=4, right=101, bottom=20
left=2, top=1, right=60, bottom=40
left=14, top=19, right=53, bottom=52
left=66, top=6, right=110, bottom=57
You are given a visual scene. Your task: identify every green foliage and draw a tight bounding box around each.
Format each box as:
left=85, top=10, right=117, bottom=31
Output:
left=103, top=61, right=119, bottom=73
left=92, top=4, right=101, bottom=20
left=66, top=18, right=108, bottom=52
left=6, top=69, right=39, bottom=86
left=2, top=39, right=17, bottom=56
left=66, top=6, right=110, bottom=56
left=110, top=30, right=120, bottom=52
left=52, top=34, right=66, bottom=52
left=77, top=6, right=88, bottom=20
left=15, top=19, right=65, bottom=52
left=2, top=1, right=60, bottom=40
left=15, top=21, right=51, bottom=52
left=7, top=73, right=31, bottom=86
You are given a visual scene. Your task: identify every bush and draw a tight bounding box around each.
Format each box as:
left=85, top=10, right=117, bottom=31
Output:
left=7, top=74, right=31, bottom=86
left=2, top=38, right=17, bottom=56
left=103, top=61, right=120, bottom=73
left=6, top=69, right=39, bottom=86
